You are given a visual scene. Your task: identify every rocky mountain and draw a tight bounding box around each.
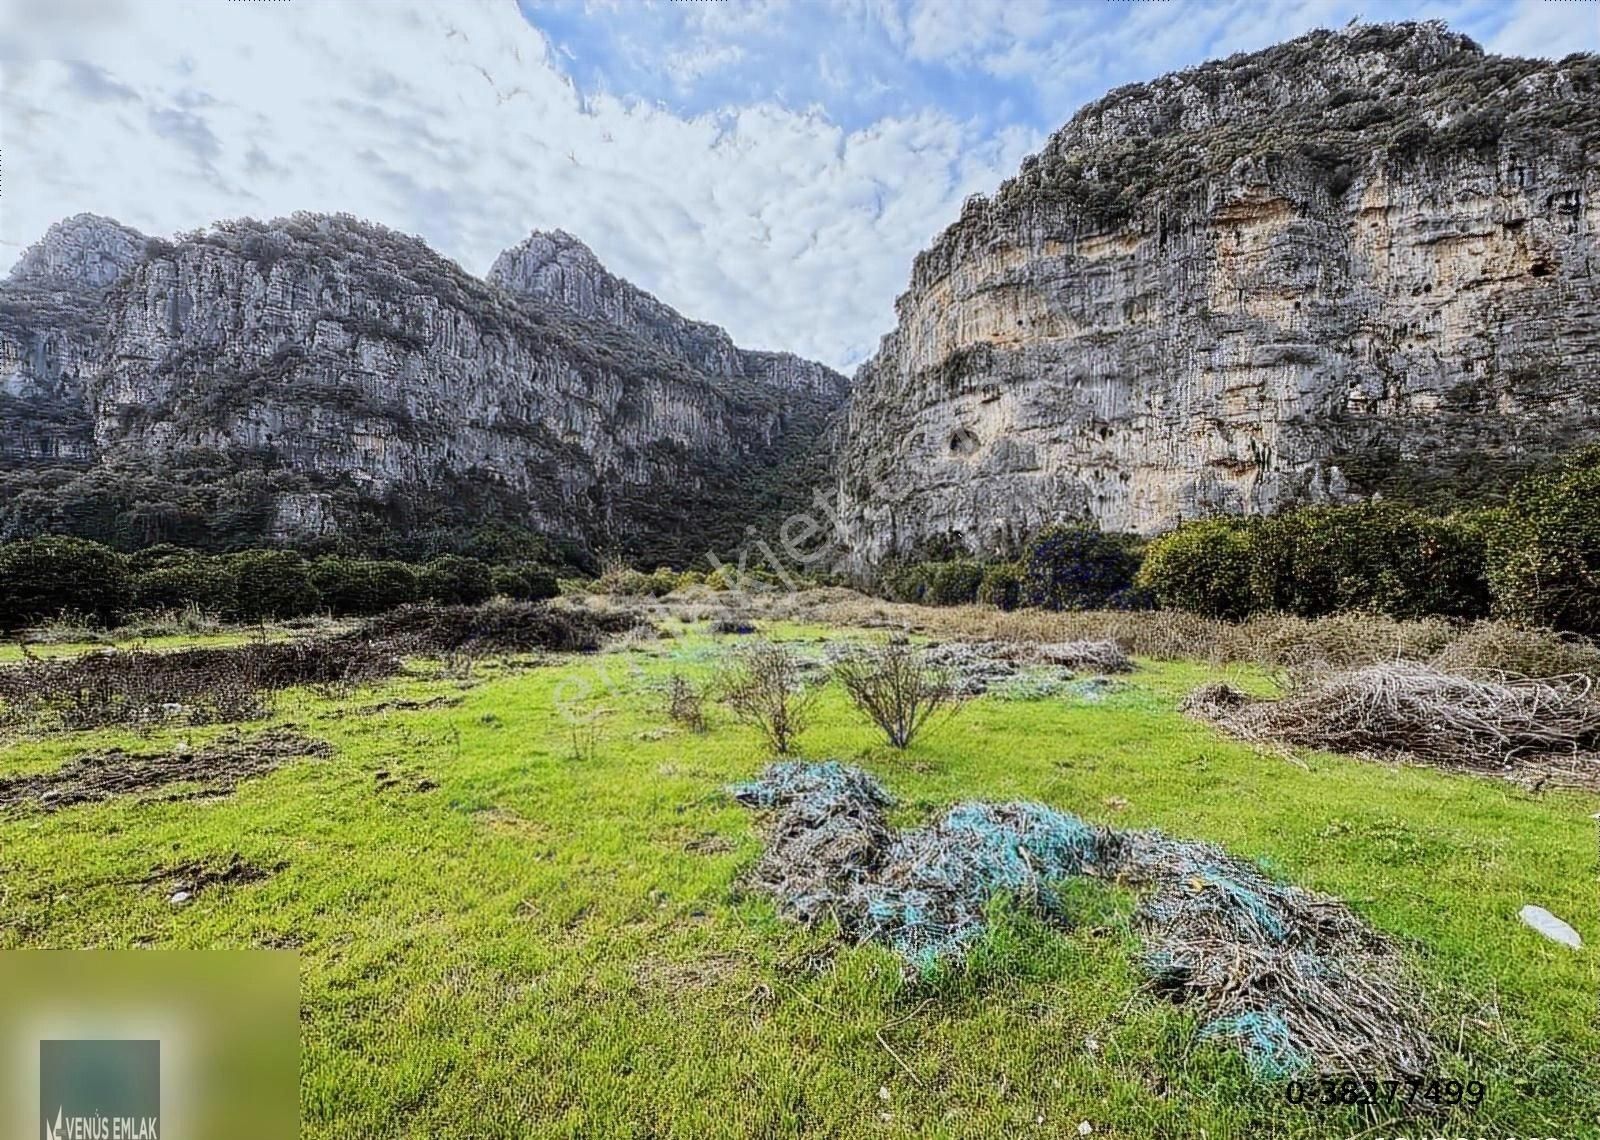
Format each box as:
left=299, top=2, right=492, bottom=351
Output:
left=0, top=214, right=149, bottom=467
left=835, top=22, right=1600, bottom=567
left=0, top=213, right=848, bottom=563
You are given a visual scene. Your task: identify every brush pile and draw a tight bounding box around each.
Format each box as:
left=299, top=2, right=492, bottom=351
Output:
left=1185, top=662, right=1600, bottom=776
left=0, top=602, right=644, bottom=731
left=732, top=761, right=1433, bottom=1080
left=0, top=639, right=397, bottom=729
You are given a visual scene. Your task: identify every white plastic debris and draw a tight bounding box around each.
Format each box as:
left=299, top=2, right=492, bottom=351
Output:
left=168, top=891, right=191, bottom=905
left=1520, top=905, right=1582, bottom=949
left=1078, top=1123, right=1093, bottom=1137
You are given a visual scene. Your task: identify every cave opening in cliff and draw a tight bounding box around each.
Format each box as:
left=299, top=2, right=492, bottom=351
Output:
left=949, top=427, right=980, bottom=457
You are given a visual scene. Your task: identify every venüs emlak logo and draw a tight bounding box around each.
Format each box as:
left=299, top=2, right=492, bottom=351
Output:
left=39, top=1041, right=160, bottom=1140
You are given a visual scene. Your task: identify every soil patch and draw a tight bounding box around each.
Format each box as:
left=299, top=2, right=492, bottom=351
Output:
left=135, top=852, right=281, bottom=898
left=0, top=728, right=332, bottom=812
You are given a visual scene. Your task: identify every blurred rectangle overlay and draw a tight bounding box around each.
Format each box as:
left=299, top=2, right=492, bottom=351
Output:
left=0, top=950, right=298, bottom=1139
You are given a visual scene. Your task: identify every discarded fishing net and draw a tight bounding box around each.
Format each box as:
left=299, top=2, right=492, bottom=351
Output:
left=732, top=762, right=1433, bottom=1080
left=1033, top=640, right=1134, bottom=674
left=1185, top=662, right=1600, bottom=778
left=1104, top=829, right=1432, bottom=1078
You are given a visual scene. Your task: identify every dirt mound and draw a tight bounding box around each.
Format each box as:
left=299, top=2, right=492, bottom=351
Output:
left=0, top=728, right=331, bottom=812
left=731, top=762, right=1433, bottom=1080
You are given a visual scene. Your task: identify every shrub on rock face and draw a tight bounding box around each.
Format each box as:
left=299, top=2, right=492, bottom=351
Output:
left=490, top=563, right=559, bottom=603
left=133, top=558, right=236, bottom=615
left=311, top=558, right=420, bottom=616
left=1250, top=504, right=1487, bottom=621
left=925, top=560, right=985, bottom=606
left=1137, top=520, right=1258, bottom=620
left=977, top=562, right=1024, bottom=611
left=0, top=537, right=131, bottom=629
left=1021, top=525, right=1142, bottom=611
left=417, top=555, right=493, bottom=607
left=221, top=550, right=322, bottom=620
left=1487, top=449, right=1600, bottom=635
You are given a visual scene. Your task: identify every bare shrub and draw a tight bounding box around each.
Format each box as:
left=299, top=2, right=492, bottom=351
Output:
left=665, top=672, right=707, bottom=732
left=717, top=640, right=817, bottom=754
left=831, top=641, right=959, bottom=748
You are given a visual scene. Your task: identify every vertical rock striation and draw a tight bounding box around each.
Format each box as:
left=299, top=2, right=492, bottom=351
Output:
left=836, top=22, right=1600, bottom=567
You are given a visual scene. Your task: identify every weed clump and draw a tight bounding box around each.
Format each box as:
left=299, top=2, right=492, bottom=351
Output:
left=664, top=672, right=708, bottom=732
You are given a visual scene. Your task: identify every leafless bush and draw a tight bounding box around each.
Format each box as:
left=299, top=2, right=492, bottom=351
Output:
left=717, top=640, right=817, bottom=754
left=665, top=672, right=707, bottom=732
left=830, top=641, right=960, bottom=748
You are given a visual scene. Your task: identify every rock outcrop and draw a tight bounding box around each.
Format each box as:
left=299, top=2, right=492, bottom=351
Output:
left=836, top=22, right=1600, bottom=567
left=1, top=214, right=847, bottom=561
left=0, top=214, right=149, bottom=466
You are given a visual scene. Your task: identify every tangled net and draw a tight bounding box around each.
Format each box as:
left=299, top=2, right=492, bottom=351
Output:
left=732, top=762, right=1432, bottom=1079
left=1185, top=662, right=1600, bottom=783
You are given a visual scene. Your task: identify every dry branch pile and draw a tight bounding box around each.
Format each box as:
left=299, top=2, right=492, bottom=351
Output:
left=1186, top=662, right=1600, bottom=778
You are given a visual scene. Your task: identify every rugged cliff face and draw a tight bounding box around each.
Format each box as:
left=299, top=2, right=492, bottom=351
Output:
left=836, top=22, right=1600, bottom=567
left=0, top=214, right=148, bottom=466
left=1, top=214, right=846, bottom=561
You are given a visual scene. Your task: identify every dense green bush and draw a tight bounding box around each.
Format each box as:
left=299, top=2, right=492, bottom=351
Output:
left=417, top=555, right=493, bottom=606
left=1021, top=525, right=1143, bottom=611
left=1250, top=504, right=1486, bottom=620
left=0, top=537, right=131, bottom=629
left=881, top=562, right=932, bottom=604
left=132, top=559, right=236, bottom=615
left=977, top=562, right=1024, bottom=611
left=310, top=558, right=420, bottom=616
left=490, top=563, right=560, bottom=602
left=1137, top=520, right=1258, bottom=620
left=924, top=560, right=984, bottom=606
left=221, top=550, right=322, bottom=621
left=1486, top=449, right=1600, bottom=634
left=647, top=567, right=681, bottom=597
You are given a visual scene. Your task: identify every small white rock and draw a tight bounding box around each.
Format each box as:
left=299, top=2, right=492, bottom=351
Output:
left=877, top=1085, right=890, bottom=1102
left=168, top=891, right=191, bottom=905
left=1520, top=905, right=1582, bottom=949
left=1078, top=1123, right=1093, bottom=1137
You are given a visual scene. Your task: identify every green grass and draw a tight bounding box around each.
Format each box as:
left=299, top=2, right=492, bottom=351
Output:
left=1, top=623, right=1596, bottom=1137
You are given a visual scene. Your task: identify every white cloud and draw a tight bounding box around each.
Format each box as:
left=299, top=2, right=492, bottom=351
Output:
left=0, top=0, right=1037, bottom=370
left=0, top=0, right=1590, bottom=373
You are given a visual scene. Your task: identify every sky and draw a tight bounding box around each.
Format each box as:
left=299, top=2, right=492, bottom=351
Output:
left=0, top=0, right=1592, bottom=371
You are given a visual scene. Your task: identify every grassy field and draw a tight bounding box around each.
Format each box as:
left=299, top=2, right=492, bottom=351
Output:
left=1, top=619, right=1596, bottom=1138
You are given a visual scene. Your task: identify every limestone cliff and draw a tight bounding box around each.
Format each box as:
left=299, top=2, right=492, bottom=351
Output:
left=1, top=214, right=847, bottom=561
left=836, top=22, right=1600, bottom=567
left=0, top=214, right=148, bottom=466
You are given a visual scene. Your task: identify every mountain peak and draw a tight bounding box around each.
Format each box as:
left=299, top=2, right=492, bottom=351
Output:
left=9, top=213, right=148, bottom=289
